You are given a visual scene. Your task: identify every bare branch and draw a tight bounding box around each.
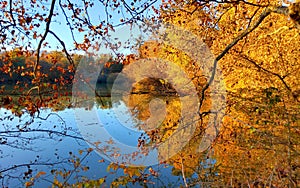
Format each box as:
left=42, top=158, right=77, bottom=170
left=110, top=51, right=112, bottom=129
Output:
left=0, top=129, right=83, bottom=140
left=192, top=0, right=269, bottom=8
left=199, top=7, right=272, bottom=111
left=35, top=0, right=57, bottom=76
left=239, top=54, right=294, bottom=94
left=0, top=161, right=68, bottom=174
left=9, top=0, right=16, bottom=26
left=181, top=156, right=188, bottom=188
left=49, top=30, right=74, bottom=66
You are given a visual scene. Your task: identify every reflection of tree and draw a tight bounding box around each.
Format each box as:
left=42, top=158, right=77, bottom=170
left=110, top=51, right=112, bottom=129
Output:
left=1, top=0, right=299, bottom=186
left=156, top=1, right=300, bottom=186
left=123, top=89, right=218, bottom=183
left=212, top=87, right=300, bottom=186
left=113, top=26, right=219, bottom=184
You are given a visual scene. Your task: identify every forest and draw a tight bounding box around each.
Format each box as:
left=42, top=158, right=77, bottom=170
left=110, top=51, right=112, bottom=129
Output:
left=0, top=0, right=300, bottom=187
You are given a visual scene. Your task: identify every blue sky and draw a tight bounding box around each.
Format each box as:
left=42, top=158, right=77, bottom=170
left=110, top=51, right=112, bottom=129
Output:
left=35, top=0, right=161, bottom=56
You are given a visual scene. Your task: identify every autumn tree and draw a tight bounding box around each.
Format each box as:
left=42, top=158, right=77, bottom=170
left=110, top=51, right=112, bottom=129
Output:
left=1, top=0, right=300, bottom=187
left=156, top=0, right=300, bottom=186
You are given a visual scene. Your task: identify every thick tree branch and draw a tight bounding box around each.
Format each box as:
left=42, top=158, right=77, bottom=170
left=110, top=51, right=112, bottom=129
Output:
left=192, top=0, right=269, bottom=8
left=34, top=0, right=57, bottom=76
left=9, top=0, right=16, bottom=26
left=199, top=7, right=272, bottom=113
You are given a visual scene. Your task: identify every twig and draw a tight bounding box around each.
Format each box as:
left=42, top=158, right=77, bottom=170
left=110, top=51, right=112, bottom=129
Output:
left=49, top=30, right=74, bottom=66
left=239, top=54, right=292, bottom=93
left=62, top=151, right=91, bottom=186
left=0, top=161, right=68, bottom=174
left=181, top=156, right=188, bottom=187
left=0, top=129, right=83, bottom=140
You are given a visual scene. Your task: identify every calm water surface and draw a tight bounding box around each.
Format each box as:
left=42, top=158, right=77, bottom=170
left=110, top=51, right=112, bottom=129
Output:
left=0, top=99, right=195, bottom=187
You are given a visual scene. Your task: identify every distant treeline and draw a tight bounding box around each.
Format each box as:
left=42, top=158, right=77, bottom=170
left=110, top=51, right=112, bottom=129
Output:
left=0, top=50, right=124, bottom=88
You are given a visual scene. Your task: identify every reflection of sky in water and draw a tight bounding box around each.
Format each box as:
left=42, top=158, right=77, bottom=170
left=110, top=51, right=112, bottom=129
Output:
left=75, top=100, right=159, bottom=166
left=97, top=100, right=146, bottom=147
left=0, top=108, right=104, bottom=187
left=0, top=107, right=184, bottom=187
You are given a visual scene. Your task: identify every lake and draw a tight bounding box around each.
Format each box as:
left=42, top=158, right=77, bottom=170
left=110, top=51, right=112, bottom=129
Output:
left=1, top=80, right=297, bottom=187
left=0, top=93, right=216, bottom=187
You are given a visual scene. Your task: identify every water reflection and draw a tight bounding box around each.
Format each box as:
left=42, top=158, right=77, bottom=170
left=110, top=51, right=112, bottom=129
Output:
left=0, top=91, right=215, bottom=187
